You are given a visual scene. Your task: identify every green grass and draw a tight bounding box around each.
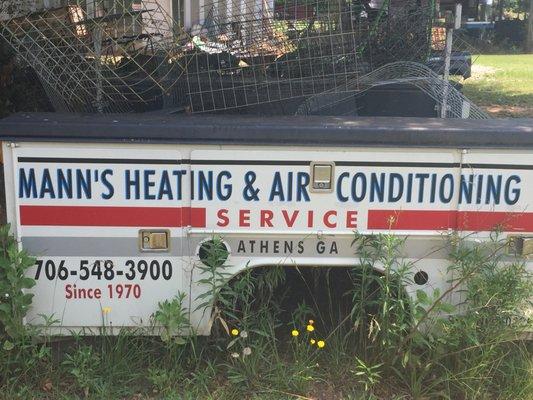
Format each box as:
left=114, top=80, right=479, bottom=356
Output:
left=462, top=54, right=533, bottom=118
left=1, top=232, right=532, bottom=400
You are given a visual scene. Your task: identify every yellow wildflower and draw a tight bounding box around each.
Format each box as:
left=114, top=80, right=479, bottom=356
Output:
left=317, top=340, right=325, bottom=348
left=102, top=307, right=111, bottom=315
left=308, top=319, right=314, bottom=325
left=291, top=329, right=299, bottom=337
left=310, top=339, right=316, bottom=345
left=231, top=328, right=239, bottom=336
left=306, top=324, right=315, bottom=332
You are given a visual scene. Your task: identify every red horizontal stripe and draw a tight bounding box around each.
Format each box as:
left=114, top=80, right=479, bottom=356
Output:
left=20, top=206, right=206, bottom=228
left=368, top=210, right=533, bottom=232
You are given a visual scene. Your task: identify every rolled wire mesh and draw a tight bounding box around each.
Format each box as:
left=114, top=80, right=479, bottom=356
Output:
left=1, top=1, right=485, bottom=117
left=295, top=61, right=489, bottom=119
left=184, top=0, right=435, bottom=113
left=0, top=1, right=190, bottom=113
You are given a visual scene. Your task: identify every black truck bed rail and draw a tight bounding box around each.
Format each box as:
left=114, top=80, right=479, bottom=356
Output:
left=0, top=113, right=532, bottom=149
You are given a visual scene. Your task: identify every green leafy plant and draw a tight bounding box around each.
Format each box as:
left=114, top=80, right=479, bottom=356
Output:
left=62, top=345, right=102, bottom=398
left=147, top=366, right=185, bottom=395
left=153, top=292, right=190, bottom=344
left=434, top=233, right=533, bottom=399
left=353, top=357, right=383, bottom=392
left=195, top=237, right=231, bottom=320
left=0, top=224, right=36, bottom=350
left=350, top=233, right=418, bottom=361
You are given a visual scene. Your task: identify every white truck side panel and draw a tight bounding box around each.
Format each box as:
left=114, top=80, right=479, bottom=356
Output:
left=3, top=142, right=532, bottom=334
left=8, top=143, right=187, bottom=332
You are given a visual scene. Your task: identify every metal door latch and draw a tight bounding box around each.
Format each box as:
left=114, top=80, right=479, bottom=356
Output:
left=139, top=230, right=170, bottom=252
left=310, top=161, right=335, bottom=193
left=507, top=236, right=533, bottom=257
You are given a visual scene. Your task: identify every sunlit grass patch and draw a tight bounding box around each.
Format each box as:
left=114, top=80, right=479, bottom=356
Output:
left=462, top=54, right=533, bottom=118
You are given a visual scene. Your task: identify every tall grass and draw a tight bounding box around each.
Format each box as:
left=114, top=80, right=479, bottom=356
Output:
left=0, top=229, right=531, bottom=399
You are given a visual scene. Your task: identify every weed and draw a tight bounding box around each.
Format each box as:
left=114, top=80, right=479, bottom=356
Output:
left=353, top=357, right=383, bottom=392
left=434, top=233, right=533, bottom=399
left=195, top=237, right=233, bottom=336
left=147, top=366, right=185, bottom=396
left=0, top=225, right=59, bottom=393
left=62, top=345, right=102, bottom=398
left=0, top=224, right=36, bottom=348
left=153, top=291, right=190, bottom=344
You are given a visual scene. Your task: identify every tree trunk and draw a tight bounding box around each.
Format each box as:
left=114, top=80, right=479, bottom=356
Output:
left=527, top=0, right=533, bottom=52
left=497, top=0, right=505, bottom=21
